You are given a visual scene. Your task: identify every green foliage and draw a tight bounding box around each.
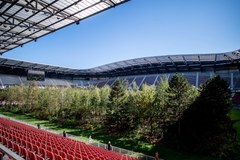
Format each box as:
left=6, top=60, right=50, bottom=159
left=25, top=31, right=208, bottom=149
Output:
left=167, top=73, right=196, bottom=121
left=229, top=109, right=240, bottom=142
left=171, top=76, right=240, bottom=159
left=104, top=79, right=131, bottom=135
left=0, top=75, right=238, bottom=160
left=138, top=80, right=167, bottom=144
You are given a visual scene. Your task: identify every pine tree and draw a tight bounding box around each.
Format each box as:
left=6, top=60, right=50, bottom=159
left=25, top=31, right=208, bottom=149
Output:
left=178, top=75, right=239, bottom=159
left=167, top=73, right=195, bottom=138
left=104, top=79, right=130, bottom=134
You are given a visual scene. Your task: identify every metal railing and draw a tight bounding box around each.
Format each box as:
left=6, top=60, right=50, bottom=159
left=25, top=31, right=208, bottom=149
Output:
left=0, top=143, right=24, bottom=160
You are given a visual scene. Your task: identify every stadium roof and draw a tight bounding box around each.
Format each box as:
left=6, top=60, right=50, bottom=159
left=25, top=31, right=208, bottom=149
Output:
left=0, top=0, right=129, bottom=55
left=0, top=49, right=240, bottom=77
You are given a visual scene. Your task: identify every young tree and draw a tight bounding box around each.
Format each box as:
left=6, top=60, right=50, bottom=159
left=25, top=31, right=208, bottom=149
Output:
left=99, top=85, right=110, bottom=114
left=167, top=73, right=196, bottom=138
left=36, top=87, right=50, bottom=119
left=24, top=82, right=39, bottom=113
left=104, top=79, right=130, bottom=134
left=139, top=79, right=170, bottom=160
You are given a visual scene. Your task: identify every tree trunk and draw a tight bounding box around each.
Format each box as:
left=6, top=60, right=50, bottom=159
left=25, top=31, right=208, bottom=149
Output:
left=155, top=143, right=159, bottom=160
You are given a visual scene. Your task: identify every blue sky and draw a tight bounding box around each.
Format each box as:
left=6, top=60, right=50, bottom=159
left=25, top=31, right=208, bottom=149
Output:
left=3, top=0, right=240, bottom=69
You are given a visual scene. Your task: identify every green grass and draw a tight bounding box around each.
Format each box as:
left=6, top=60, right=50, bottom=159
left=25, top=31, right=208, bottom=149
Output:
left=0, top=109, right=215, bottom=160
left=230, top=109, right=240, bottom=142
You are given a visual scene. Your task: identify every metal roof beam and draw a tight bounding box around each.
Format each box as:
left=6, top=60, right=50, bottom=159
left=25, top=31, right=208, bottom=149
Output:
left=2, top=0, right=79, bottom=21
left=197, top=56, right=201, bottom=64
left=0, top=0, right=129, bottom=54
left=0, top=0, right=20, bottom=18
left=232, top=50, right=240, bottom=57
left=1, top=0, right=96, bottom=51
left=168, top=56, right=176, bottom=66
left=0, top=59, right=8, bottom=65
left=143, top=58, right=153, bottom=66
left=0, top=0, right=59, bottom=50
left=182, top=56, right=188, bottom=65
left=102, top=0, right=115, bottom=7
left=13, top=61, right=24, bottom=66
left=1, top=41, right=21, bottom=45
left=1, top=13, right=54, bottom=31
left=0, top=1, right=7, bottom=9
left=224, top=54, right=234, bottom=62
left=0, top=28, right=36, bottom=39
left=0, top=0, right=35, bottom=26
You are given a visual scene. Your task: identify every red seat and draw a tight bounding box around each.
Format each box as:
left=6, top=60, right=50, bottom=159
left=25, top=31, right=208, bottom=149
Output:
left=32, top=144, right=40, bottom=154
left=26, top=141, right=33, bottom=150
left=29, top=151, right=37, bottom=160
left=13, top=143, right=20, bottom=154
left=7, top=140, right=14, bottom=150
left=37, top=155, right=45, bottom=160
left=21, top=140, right=27, bottom=147
left=60, top=151, right=67, bottom=159
left=54, top=154, right=63, bottom=160
left=68, top=154, right=74, bottom=160
left=2, top=137, right=7, bottom=146
left=20, top=147, right=28, bottom=159
left=46, top=150, right=54, bottom=160
left=53, top=148, right=59, bottom=155
left=39, top=148, right=47, bottom=159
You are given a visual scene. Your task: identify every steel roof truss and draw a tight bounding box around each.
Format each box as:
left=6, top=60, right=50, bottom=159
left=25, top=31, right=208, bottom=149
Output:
left=1, top=13, right=54, bottom=31
left=168, top=56, right=176, bottom=66
left=223, top=54, right=234, bottom=63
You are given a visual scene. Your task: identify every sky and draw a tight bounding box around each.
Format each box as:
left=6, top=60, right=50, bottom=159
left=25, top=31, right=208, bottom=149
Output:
left=2, top=0, right=240, bottom=69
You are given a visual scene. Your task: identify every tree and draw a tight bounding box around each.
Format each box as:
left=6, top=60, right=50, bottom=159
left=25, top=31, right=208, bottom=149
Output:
left=139, top=79, right=170, bottom=160
left=167, top=73, right=196, bottom=138
left=99, top=85, right=110, bottom=114
left=177, top=75, right=239, bottom=159
left=104, top=79, right=130, bottom=134
left=36, top=87, right=50, bottom=119
left=24, top=82, right=39, bottom=113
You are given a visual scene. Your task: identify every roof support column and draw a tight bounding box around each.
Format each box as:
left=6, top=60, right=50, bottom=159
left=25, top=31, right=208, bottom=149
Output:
left=196, top=72, right=199, bottom=87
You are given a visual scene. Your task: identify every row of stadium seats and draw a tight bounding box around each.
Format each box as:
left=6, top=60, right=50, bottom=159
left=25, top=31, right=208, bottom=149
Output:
left=0, top=72, right=239, bottom=90
left=0, top=74, right=74, bottom=87
left=92, top=74, right=211, bottom=88
left=0, top=117, right=137, bottom=160
left=90, top=72, right=239, bottom=89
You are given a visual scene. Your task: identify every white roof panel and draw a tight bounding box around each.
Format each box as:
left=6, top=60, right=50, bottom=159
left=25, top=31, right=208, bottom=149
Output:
left=0, top=0, right=129, bottom=54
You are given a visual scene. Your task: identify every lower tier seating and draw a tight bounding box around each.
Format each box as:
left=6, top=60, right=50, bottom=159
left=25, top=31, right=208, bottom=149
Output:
left=0, top=118, right=137, bottom=160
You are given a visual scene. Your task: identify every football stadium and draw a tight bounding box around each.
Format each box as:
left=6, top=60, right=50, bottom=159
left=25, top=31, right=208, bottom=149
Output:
left=0, top=0, right=240, bottom=160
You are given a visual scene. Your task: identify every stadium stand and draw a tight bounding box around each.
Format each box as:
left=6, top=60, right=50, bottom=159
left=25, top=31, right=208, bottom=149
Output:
left=0, top=117, right=137, bottom=160
left=183, top=74, right=196, bottom=86
left=0, top=74, right=21, bottom=86
left=198, top=72, right=211, bottom=87
left=141, top=75, right=158, bottom=86
left=0, top=74, right=74, bottom=88
left=0, top=50, right=240, bottom=92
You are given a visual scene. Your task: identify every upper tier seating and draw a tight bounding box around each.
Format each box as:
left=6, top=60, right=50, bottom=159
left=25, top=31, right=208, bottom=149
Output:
left=0, top=118, right=137, bottom=160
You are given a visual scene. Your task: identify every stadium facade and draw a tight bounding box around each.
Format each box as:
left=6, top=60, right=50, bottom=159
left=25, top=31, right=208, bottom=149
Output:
left=0, top=49, right=240, bottom=93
